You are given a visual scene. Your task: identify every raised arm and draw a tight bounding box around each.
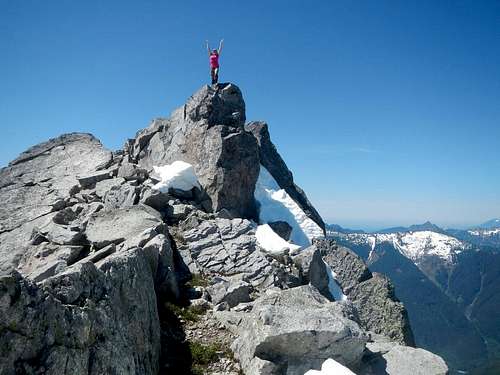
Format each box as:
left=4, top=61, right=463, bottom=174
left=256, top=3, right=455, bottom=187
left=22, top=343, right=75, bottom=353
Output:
left=218, top=39, right=224, bottom=55
left=206, top=40, right=211, bottom=56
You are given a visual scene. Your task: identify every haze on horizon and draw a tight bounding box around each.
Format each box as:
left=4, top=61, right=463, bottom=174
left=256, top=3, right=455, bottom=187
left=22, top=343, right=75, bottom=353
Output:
left=1, top=1, right=499, bottom=228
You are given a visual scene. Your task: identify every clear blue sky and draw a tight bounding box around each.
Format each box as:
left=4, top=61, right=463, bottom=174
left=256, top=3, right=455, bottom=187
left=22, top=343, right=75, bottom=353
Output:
left=1, top=0, right=499, bottom=230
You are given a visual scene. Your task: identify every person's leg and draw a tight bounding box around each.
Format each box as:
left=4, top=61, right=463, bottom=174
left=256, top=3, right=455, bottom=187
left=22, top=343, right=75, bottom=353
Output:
left=210, top=68, right=217, bottom=85
left=214, top=68, right=219, bottom=84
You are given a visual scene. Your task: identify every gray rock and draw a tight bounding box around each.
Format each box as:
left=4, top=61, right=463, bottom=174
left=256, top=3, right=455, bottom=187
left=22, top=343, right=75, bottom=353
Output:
left=350, top=273, right=415, bottom=347
left=245, top=121, right=325, bottom=233
left=360, top=341, right=449, bottom=375
left=129, top=83, right=260, bottom=219
left=318, top=239, right=372, bottom=292
left=167, top=203, right=194, bottom=222
left=142, top=234, right=179, bottom=299
left=175, top=216, right=276, bottom=287
left=94, top=177, right=125, bottom=198
left=77, top=169, right=114, bottom=189
left=316, top=238, right=414, bottom=346
left=292, top=246, right=332, bottom=300
left=42, top=222, right=85, bottom=246
left=85, top=243, right=117, bottom=264
left=117, top=161, right=148, bottom=182
left=103, top=182, right=137, bottom=209
left=140, top=186, right=171, bottom=212
left=268, top=220, right=293, bottom=241
left=16, top=243, right=85, bottom=282
left=207, top=276, right=252, bottom=307
left=217, top=285, right=368, bottom=375
left=85, top=205, right=163, bottom=249
left=52, top=206, right=82, bottom=225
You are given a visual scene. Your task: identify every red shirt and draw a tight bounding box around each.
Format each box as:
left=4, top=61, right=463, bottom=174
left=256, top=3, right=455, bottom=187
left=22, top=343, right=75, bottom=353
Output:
left=210, top=53, right=219, bottom=68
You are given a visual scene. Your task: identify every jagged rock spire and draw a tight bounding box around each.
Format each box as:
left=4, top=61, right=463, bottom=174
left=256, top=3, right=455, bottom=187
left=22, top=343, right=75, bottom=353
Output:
left=127, top=83, right=259, bottom=219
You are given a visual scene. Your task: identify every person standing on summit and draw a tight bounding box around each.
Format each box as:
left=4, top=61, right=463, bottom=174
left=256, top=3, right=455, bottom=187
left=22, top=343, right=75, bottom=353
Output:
left=206, top=39, right=223, bottom=84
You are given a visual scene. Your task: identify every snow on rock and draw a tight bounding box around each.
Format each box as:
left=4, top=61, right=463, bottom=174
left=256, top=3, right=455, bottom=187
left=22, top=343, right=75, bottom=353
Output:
left=254, top=166, right=324, bottom=247
left=255, top=224, right=301, bottom=254
left=152, top=161, right=200, bottom=192
left=324, top=261, right=348, bottom=301
left=304, top=358, right=356, bottom=375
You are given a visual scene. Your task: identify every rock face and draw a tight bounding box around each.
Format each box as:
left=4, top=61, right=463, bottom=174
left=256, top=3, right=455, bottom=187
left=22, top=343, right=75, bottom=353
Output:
left=0, top=133, right=112, bottom=274
left=245, top=121, right=325, bottom=234
left=127, top=83, right=260, bottom=219
left=0, top=249, right=160, bottom=375
left=315, top=239, right=415, bottom=346
left=0, top=83, right=447, bottom=375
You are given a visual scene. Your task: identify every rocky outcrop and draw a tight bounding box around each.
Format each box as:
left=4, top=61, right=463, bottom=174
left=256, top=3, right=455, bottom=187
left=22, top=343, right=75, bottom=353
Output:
left=315, top=239, right=415, bottom=346
left=0, top=133, right=112, bottom=274
left=0, top=131, right=180, bottom=374
left=127, top=83, right=260, bottom=219
left=245, top=121, right=325, bottom=234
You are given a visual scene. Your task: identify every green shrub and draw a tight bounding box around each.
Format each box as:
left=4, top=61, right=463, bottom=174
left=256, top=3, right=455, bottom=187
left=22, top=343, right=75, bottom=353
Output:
left=189, top=273, right=209, bottom=287
left=189, top=341, right=221, bottom=365
left=164, top=302, right=205, bottom=323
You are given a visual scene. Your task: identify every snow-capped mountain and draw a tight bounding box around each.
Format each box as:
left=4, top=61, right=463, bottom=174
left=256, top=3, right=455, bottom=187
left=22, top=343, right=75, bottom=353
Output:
left=447, top=219, right=500, bottom=249
left=328, top=222, right=500, bottom=372
left=337, top=230, right=469, bottom=264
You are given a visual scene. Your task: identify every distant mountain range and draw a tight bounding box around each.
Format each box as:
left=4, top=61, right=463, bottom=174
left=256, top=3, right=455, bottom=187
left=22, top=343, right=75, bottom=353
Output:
left=326, top=219, right=500, bottom=249
left=476, top=218, right=500, bottom=230
left=327, top=219, right=500, bottom=373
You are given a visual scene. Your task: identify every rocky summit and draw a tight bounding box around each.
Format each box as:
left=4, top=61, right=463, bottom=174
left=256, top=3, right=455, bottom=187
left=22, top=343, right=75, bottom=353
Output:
left=0, top=83, right=448, bottom=375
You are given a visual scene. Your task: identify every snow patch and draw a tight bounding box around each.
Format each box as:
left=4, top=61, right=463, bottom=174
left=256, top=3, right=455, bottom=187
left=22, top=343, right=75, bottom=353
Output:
left=324, top=261, right=347, bottom=301
left=304, top=358, right=356, bottom=375
left=367, top=236, right=376, bottom=259
left=255, top=224, right=301, bottom=254
left=152, top=161, right=200, bottom=193
left=254, top=166, right=324, bottom=247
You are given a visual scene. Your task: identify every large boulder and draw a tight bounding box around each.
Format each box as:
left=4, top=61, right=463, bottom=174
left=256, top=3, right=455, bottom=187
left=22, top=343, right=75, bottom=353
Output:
left=128, top=83, right=260, bottom=219
left=217, top=285, right=368, bottom=375
left=245, top=121, right=325, bottom=233
left=360, top=340, right=449, bottom=375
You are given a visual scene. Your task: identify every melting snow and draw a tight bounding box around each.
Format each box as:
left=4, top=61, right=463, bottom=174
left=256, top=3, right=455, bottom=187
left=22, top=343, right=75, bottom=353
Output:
left=324, top=261, right=347, bottom=301
left=152, top=161, right=200, bottom=192
left=254, top=166, right=324, bottom=247
left=255, top=224, right=301, bottom=254
left=304, top=358, right=356, bottom=375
